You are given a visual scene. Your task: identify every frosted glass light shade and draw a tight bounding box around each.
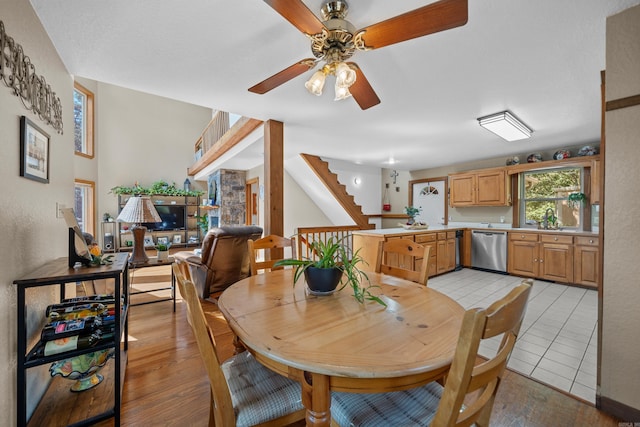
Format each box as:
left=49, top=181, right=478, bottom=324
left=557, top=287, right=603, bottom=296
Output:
left=334, top=83, right=352, bottom=101
left=305, top=70, right=327, bottom=96
left=478, top=111, right=532, bottom=141
left=335, top=62, right=356, bottom=88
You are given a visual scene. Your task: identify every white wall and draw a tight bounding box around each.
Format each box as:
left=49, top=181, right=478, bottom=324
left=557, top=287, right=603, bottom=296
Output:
left=246, top=164, right=333, bottom=238
left=0, top=1, right=75, bottom=421
left=94, top=81, right=212, bottom=235
left=601, top=3, right=640, bottom=414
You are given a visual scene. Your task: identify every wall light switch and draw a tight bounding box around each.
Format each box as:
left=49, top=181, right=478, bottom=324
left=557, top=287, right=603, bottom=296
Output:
left=56, top=203, right=66, bottom=218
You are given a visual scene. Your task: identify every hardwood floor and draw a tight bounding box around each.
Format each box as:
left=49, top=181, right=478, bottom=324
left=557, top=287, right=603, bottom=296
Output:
left=95, top=273, right=620, bottom=427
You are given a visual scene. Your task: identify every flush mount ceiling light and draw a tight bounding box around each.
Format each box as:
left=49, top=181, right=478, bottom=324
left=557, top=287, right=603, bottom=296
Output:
left=478, top=111, right=532, bottom=141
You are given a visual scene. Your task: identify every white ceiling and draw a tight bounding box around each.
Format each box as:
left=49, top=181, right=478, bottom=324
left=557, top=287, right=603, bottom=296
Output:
left=31, top=0, right=640, bottom=171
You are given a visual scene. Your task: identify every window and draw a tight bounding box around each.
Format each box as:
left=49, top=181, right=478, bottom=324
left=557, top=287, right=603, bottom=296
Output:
left=74, top=180, right=95, bottom=236
left=73, top=82, right=94, bottom=158
left=520, top=167, right=582, bottom=229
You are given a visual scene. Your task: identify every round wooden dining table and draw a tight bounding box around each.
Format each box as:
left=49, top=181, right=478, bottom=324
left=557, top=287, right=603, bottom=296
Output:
left=217, top=269, right=464, bottom=427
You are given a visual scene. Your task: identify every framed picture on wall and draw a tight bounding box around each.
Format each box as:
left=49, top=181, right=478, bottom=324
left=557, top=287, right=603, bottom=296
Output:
left=172, top=234, right=182, bottom=244
left=20, top=116, right=50, bottom=183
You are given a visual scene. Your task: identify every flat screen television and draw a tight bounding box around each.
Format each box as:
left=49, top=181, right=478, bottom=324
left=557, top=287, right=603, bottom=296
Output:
left=143, top=205, right=185, bottom=231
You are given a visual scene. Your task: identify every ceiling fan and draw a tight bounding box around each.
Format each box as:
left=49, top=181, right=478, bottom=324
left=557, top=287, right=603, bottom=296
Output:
left=248, top=0, right=468, bottom=110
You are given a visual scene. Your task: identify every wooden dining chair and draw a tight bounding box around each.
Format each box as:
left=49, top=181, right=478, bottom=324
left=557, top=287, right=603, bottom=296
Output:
left=171, top=264, right=306, bottom=427
left=330, top=279, right=532, bottom=427
left=248, top=234, right=296, bottom=275
left=375, top=239, right=431, bottom=286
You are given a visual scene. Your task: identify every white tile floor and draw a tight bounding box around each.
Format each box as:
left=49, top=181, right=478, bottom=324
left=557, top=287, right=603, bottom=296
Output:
left=429, top=268, right=598, bottom=404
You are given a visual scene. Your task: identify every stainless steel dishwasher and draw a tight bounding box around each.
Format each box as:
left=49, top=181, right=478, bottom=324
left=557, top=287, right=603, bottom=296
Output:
left=471, top=230, right=507, bottom=273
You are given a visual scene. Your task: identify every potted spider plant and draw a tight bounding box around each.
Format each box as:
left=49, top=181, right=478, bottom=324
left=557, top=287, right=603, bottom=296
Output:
left=273, top=236, right=386, bottom=307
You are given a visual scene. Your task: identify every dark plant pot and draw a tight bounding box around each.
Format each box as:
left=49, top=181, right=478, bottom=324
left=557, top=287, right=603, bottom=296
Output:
left=304, top=267, right=343, bottom=295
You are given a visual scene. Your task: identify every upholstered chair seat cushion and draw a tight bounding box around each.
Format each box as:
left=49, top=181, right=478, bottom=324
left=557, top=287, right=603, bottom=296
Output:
left=331, top=382, right=443, bottom=427
left=222, top=351, right=304, bottom=427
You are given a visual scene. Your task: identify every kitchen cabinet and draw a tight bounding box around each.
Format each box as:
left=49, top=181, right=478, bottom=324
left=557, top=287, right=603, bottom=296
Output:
left=449, top=169, right=509, bottom=207
left=508, top=233, right=539, bottom=278
left=508, top=232, right=597, bottom=287
left=574, top=236, right=600, bottom=288
left=436, top=232, right=456, bottom=274
left=415, top=233, right=437, bottom=277
left=539, top=234, right=573, bottom=283
left=353, top=229, right=459, bottom=279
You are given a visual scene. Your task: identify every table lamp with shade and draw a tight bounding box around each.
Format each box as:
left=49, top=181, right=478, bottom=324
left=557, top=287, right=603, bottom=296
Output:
left=116, top=196, right=161, bottom=266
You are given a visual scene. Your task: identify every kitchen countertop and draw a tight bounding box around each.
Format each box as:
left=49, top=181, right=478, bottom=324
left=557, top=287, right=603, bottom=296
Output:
left=353, top=224, right=598, bottom=237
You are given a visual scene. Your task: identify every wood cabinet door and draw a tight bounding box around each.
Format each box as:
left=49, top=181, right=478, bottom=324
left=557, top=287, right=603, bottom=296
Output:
left=449, top=174, right=475, bottom=206
left=446, top=238, right=456, bottom=271
left=415, top=242, right=438, bottom=277
left=508, top=240, right=538, bottom=277
left=476, top=170, right=506, bottom=206
left=436, top=239, right=448, bottom=274
left=574, top=244, right=599, bottom=288
left=539, top=243, right=573, bottom=283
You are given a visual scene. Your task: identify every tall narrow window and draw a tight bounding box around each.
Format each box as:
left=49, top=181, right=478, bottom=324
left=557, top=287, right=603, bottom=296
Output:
left=73, top=82, right=94, bottom=158
left=519, top=167, right=582, bottom=229
left=75, top=180, right=96, bottom=236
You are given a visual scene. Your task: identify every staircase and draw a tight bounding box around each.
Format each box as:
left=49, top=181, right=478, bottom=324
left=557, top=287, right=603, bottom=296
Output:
left=300, top=154, right=374, bottom=229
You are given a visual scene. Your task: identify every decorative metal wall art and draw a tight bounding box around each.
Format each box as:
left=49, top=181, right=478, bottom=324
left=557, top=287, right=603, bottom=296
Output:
left=0, top=20, right=64, bottom=134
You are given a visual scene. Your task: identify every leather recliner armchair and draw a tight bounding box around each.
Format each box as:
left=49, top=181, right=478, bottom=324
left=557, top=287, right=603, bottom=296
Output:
left=174, top=225, right=263, bottom=299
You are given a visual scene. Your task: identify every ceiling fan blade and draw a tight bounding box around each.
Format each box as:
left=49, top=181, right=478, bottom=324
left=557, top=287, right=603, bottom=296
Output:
left=248, top=59, right=317, bottom=94
left=263, top=0, right=327, bottom=36
left=355, top=0, right=468, bottom=50
left=346, top=63, right=380, bottom=110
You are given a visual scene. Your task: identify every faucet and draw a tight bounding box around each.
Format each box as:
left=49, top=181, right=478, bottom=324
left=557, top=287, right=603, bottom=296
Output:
left=543, top=208, right=555, bottom=229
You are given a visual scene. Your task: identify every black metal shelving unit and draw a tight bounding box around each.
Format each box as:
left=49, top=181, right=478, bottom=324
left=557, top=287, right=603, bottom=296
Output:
left=13, top=253, right=130, bottom=427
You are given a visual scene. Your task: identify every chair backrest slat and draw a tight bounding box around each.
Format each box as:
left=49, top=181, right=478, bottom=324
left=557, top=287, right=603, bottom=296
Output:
left=431, top=280, right=532, bottom=427
left=248, top=234, right=296, bottom=275
left=375, top=239, right=431, bottom=286
left=172, top=263, right=236, bottom=426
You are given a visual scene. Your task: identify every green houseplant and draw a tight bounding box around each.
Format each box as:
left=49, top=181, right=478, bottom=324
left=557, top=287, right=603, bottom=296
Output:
left=273, top=237, right=386, bottom=307
left=404, top=206, right=421, bottom=224
left=194, top=213, right=209, bottom=236
left=567, top=192, right=587, bottom=208
left=155, top=241, right=171, bottom=261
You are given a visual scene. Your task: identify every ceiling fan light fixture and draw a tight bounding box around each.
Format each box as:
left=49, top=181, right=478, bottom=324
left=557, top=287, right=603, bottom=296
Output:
left=478, top=111, right=532, bottom=142
left=334, top=83, right=352, bottom=101
left=305, top=69, right=327, bottom=96
left=335, top=62, right=356, bottom=88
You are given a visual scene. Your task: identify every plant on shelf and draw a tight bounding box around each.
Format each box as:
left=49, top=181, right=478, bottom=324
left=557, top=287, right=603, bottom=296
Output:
left=273, top=236, right=387, bottom=307
left=155, top=242, right=171, bottom=252
left=110, top=180, right=203, bottom=197
left=567, top=192, right=587, bottom=208
left=155, top=242, right=171, bottom=261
